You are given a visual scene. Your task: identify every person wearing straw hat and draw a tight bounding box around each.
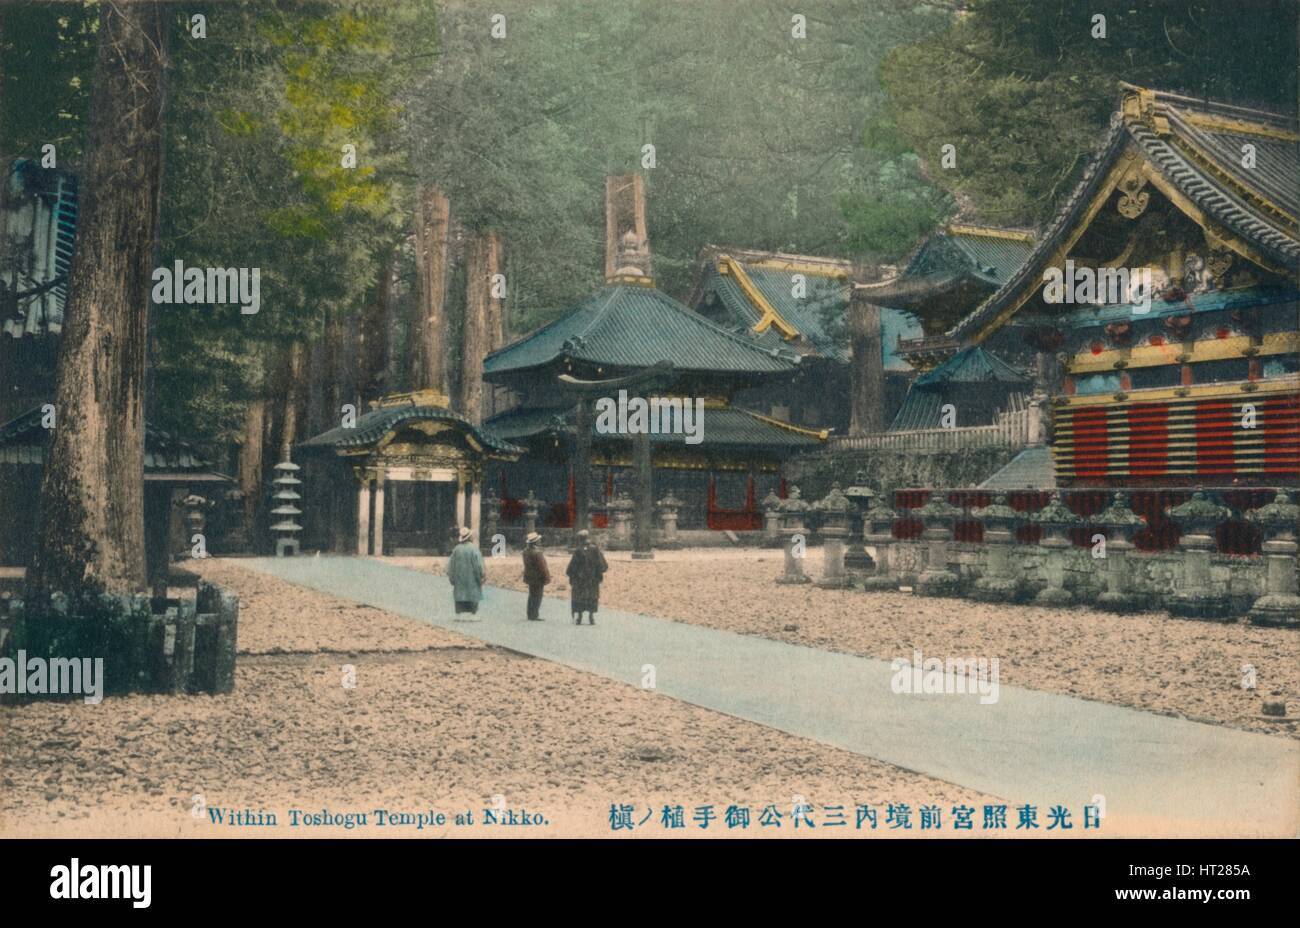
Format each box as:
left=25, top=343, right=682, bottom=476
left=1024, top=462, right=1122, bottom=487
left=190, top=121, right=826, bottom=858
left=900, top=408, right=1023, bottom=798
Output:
left=521, top=532, right=550, bottom=621
left=447, top=526, right=485, bottom=618
left=565, top=529, right=607, bottom=625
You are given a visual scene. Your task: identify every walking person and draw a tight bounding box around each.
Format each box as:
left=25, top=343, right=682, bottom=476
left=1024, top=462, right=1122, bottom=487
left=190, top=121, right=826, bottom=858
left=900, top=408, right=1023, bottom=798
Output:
left=566, top=529, right=608, bottom=625
left=447, top=526, right=485, bottom=619
left=522, top=531, right=550, bottom=621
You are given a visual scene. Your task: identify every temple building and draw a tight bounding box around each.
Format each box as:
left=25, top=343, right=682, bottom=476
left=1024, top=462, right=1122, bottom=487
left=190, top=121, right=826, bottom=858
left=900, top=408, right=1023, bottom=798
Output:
left=0, top=406, right=233, bottom=588
left=481, top=177, right=828, bottom=533
left=894, top=86, right=1299, bottom=488
left=685, top=245, right=924, bottom=434
left=1, top=159, right=78, bottom=423
left=297, top=389, right=522, bottom=555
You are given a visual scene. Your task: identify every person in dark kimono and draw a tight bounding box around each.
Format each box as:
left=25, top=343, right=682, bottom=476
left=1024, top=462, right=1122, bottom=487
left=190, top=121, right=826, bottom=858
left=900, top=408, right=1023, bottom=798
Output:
left=522, top=532, right=550, bottom=621
left=565, top=529, right=607, bottom=625
left=447, top=527, right=485, bottom=618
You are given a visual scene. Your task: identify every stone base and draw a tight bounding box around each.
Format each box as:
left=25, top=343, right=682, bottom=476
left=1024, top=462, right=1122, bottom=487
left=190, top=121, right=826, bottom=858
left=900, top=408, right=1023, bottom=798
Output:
left=860, top=575, right=899, bottom=593
left=915, top=569, right=960, bottom=597
left=1248, top=593, right=1300, bottom=628
left=1166, top=591, right=1233, bottom=621
left=971, top=576, right=1018, bottom=602
left=630, top=550, right=655, bottom=560
left=776, top=573, right=812, bottom=585
left=1095, top=591, right=1140, bottom=614
left=816, top=576, right=854, bottom=590
left=1033, top=586, right=1074, bottom=607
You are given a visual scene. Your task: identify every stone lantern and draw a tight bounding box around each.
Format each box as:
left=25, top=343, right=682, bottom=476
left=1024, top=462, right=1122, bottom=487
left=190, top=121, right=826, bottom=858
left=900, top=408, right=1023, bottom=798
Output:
left=607, top=492, right=635, bottom=550
left=1028, top=492, right=1080, bottom=605
left=656, top=492, right=683, bottom=549
left=971, top=494, right=1021, bottom=602
left=270, top=460, right=304, bottom=557
left=860, top=495, right=899, bottom=592
left=522, top=490, right=543, bottom=537
left=760, top=489, right=783, bottom=546
left=842, top=471, right=876, bottom=575
left=914, top=494, right=962, bottom=596
left=776, top=486, right=812, bottom=584
left=1094, top=492, right=1145, bottom=613
left=815, top=482, right=853, bottom=589
left=1167, top=491, right=1232, bottom=619
left=1246, top=491, right=1299, bottom=628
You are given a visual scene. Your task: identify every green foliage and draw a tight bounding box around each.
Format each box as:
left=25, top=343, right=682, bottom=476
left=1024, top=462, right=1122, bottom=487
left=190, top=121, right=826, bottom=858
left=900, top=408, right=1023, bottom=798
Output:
left=880, top=0, right=1300, bottom=226
left=0, top=2, right=96, bottom=163
left=405, top=0, right=948, bottom=331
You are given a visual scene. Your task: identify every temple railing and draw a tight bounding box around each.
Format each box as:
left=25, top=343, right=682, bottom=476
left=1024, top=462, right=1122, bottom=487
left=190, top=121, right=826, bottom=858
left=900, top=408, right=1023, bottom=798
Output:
left=829, top=405, right=1037, bottom=452
left=835, top=486, right=1299, bottom=626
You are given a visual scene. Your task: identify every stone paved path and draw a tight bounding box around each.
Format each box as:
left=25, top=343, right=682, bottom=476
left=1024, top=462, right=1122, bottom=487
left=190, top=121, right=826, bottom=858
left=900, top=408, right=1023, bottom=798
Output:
left=242, top=556, right=1299, bottom=837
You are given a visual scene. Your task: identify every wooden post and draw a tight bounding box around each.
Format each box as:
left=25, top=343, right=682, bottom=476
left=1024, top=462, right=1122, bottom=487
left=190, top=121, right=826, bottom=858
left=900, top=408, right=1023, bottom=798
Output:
left=573, top=398, right=592, bottom=536
left=849, top=287, right=885, bottom=435
left=372, top=476, right=385, bottom=556
left=469, top=479, right=482, bottom=543
left=356, top=479, right=371, bottom=555
left=632, top=429, right=654, bottom=559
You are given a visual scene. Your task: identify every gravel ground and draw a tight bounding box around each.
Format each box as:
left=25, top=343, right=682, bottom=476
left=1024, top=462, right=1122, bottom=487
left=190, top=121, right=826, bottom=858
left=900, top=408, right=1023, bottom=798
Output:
left=0, top=558, right=997, bottom=838
left=395, top=546, right=1299, bottom=739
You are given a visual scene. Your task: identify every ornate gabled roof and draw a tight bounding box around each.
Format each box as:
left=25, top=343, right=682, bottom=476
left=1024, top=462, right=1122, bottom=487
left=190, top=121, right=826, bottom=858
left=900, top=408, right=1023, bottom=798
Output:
left=883, top=224, right=1035, bottom=293
left=481, top=402, right=827, bottom=449
left=0, top=405, right=228, bottom=478
left=300, top=398, right=522, bottom=458
left=913, top=345, right=1031, bottom=388
left=899, top=85, right=1300, bottom=364
left=686, top=245, right=923, bottom=369
left=483, top=283, right=799, bottom=379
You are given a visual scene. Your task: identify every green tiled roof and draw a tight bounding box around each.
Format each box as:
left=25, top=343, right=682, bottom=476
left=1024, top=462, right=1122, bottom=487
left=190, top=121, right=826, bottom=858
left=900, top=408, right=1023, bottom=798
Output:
left=904, top=229, right=1034, bottom=287
left=698, top=260, right=923, bottom=370
left=0, top=406, right=224, bottom=473
left=913, top=345, right=1030, bottom=387
left=483, top=403, right=824, bottom=450
left=483, top=284, right=799, bottom=378
left=889, top=347, right=1029, bottom=431
left=300, top=404, right=523, bottom=456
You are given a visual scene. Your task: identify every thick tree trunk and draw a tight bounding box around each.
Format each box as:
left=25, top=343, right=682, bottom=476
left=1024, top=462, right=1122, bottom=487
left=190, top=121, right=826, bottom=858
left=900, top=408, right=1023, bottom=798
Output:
left=278, top=340, right=306, bottom=461
left=459, top=230, right=500, bottom=422
left=358, top=247, right=395, bottom=404
left=238, top=395, right=266, bottom=548
left=484, top=231, right=505, bottom=351
left=26, top=1, right=168, bottom=598
left=848, top=288, right=885, bottom=436
left=410, top=185, right=450, bottom=396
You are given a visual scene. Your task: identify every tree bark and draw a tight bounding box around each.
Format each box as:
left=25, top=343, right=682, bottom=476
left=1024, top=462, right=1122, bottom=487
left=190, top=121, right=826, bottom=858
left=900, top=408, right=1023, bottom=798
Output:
left=410, top=185, right=450, bottom=396
left=459, top=229, right=499, bottom=422
left=484, top=230, right=505, bottom=351
left=238, top=396, right=266, bottom=549
left=26, top=1, right=168, bottom=598
left=358, top=247, right=395, bottom=404
left=277, top=339, right=306, bottom=461
left=848, top=288, right=885, bottom=436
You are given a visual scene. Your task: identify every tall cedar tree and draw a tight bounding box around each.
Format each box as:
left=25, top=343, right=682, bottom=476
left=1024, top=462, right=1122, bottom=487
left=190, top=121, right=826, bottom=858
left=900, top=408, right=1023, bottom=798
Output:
left=26, top=2, right=169, bottom=598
